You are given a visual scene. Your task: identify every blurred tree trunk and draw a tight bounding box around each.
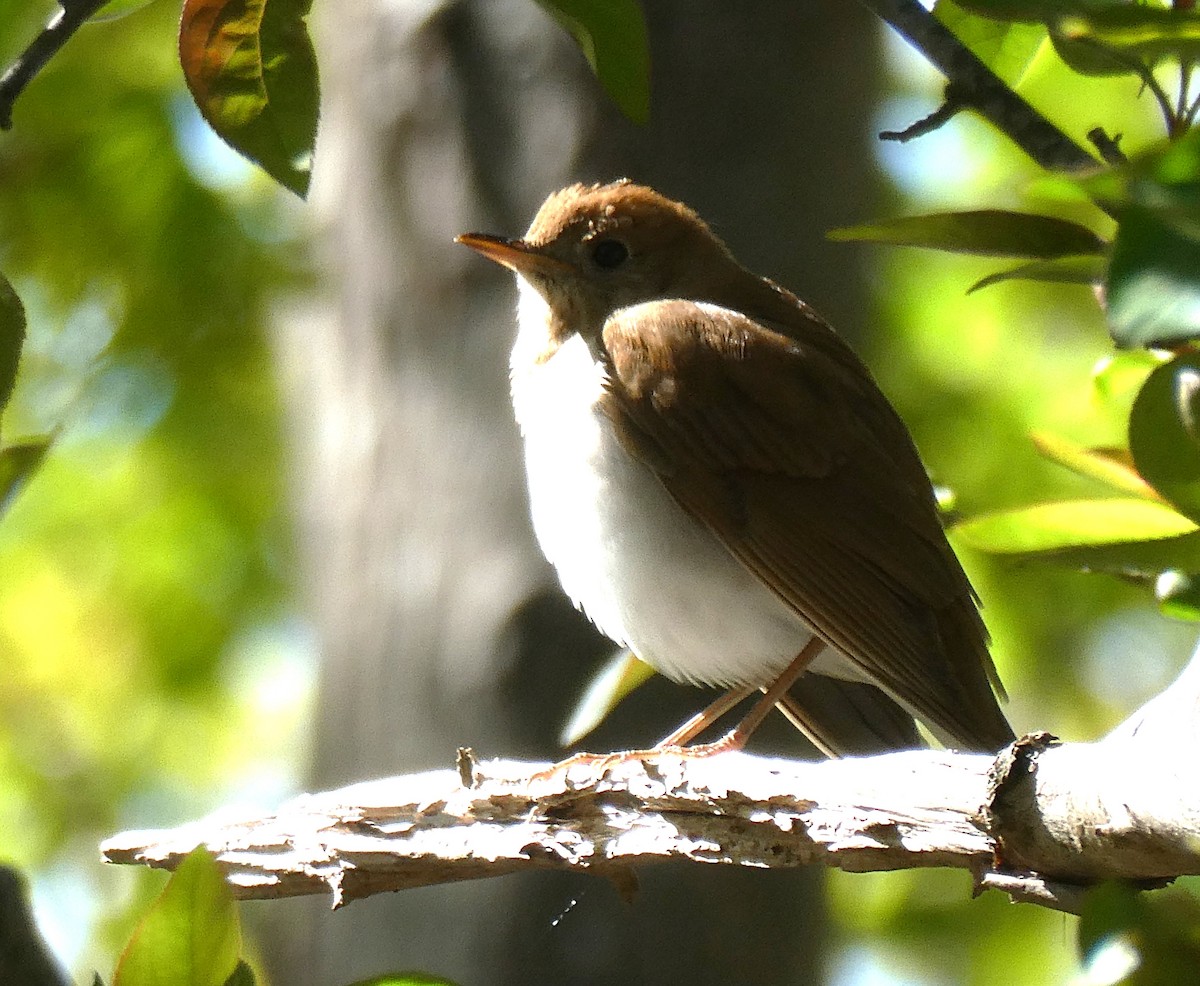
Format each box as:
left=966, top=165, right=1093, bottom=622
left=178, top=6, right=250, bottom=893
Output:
left=263, top=1, right=882, bottom=982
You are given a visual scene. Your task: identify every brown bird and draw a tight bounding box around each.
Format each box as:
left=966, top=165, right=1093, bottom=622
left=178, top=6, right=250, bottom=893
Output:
left=458, top=180, right=1014, bottom=756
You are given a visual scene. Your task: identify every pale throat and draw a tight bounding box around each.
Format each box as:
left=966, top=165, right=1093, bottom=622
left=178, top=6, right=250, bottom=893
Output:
left=510, top=278, right=563, bottom=370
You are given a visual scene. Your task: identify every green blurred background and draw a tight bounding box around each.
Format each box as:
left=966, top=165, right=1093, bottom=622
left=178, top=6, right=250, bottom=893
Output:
left=0, top=0, right=313, bottom=975
left=0, top=1, right=1196, bottom=984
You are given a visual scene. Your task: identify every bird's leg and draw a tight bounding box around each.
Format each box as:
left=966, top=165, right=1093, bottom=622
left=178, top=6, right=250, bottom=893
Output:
left=674, top=637, right=827, bottom=757
left=525, top=685, right=753, bottom=784
left=653, top=684, right=756, bottom=747
left=773, top=691, right=839, bottom=759
left=524, top=639, right=827, bottom=785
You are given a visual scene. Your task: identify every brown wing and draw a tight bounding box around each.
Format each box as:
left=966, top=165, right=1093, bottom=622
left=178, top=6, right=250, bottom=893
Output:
left=600, top=299, right=1014, bottom=752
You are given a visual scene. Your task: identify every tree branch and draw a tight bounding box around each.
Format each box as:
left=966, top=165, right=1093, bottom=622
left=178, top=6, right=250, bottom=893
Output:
left=858, top=0, right=1099, bottom=172
left=101, top=645, right=1200, bottom=916
left=0, top=0, right=110, bottom=130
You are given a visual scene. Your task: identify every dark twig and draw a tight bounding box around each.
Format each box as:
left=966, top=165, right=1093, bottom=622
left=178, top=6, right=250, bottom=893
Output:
left=1087, top=127, right=1127, bottom=166
left=1067, top=37, right=1178, bottom=137
left=857, top=0, right=1099, bottom=172
left=0, top=0, right=110, bottom=130
left=880, top=84, right=964, bottom=142
left=1176, top=62, right=1191, bottom=124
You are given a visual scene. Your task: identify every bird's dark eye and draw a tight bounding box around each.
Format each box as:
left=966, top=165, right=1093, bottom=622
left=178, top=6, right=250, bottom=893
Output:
left=591, top=238, right=629, bottom=270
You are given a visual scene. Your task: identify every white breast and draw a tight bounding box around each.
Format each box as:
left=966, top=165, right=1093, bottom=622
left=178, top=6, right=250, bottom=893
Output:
left=509, top=286, right=823, bottom=688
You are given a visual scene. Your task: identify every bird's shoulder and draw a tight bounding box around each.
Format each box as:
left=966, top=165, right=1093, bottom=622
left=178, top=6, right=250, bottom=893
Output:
left=598, top=296, right=915, bottom=483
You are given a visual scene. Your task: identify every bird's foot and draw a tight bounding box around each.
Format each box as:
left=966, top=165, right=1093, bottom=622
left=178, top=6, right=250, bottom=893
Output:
left=527, top=730, right=746, bottom=786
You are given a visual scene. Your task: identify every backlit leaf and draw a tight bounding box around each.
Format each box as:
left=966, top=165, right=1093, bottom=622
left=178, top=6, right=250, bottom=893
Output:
left=179, top=0, right=319, bottom=197
left=967, top=254, right=1104, bottom=293
left=956, top=1, right=1200, bottom=76
left=1055, top=5, right=1200, bottom=75
left=1030, top=431, right=1158, bottom=498
left=560, top=648, right=655, bottom=746
left=1051, top=17, right=1141, bottom=77
left=953, top=0, right=1091, bottom=21
left=114, top=848, right=239, bottom=986
left=1056, top=531, right=1200, bottom=576
left=1092, top=350, right=1163, bottom=418
left=534, top=0, right=650, bottom=124
left=955, top=498, right=1198, bottom=555
left=828, top=210, right=1104, bottom=258
left=935, top=0, right=1049, bottom=84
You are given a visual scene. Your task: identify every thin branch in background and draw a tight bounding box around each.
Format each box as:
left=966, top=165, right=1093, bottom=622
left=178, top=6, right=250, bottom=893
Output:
left=858, top=0, right=1098, bottom=172
left=1176, top=61, right=1191, bottom=124
left=1127, top=59, right=1179, bottom=137
left=1063, top=36, right=1182, bottom=138
left=0, top=0, right=110, bottom=130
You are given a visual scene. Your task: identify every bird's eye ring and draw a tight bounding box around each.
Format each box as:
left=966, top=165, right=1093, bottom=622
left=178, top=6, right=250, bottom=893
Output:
left=590, top=238, right=629, bottom=270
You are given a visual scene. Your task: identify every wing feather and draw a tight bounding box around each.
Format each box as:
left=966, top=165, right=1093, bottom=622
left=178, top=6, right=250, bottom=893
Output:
left=601, top=299, right=1013, bottom=751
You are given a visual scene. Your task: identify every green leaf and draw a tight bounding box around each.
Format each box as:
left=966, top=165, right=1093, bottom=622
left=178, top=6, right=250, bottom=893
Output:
left=827, top=210, right=1104, bottom=258
left=1030, top=431, right=1158, bottom=498
left=1055, top=6, right=1200, bottom=75
left=1084, top=130, right=1200, bottom=235
left=1051, top=15, right=1141, bottom=77
left=114, top=848, right=240, bottom=986
left=534, top=0, right=650, bottom=124
left=955, top=498, right=1198, bottom=554
left=342, top=976, right=463, bottom=986
left=955, top=1, right=1200, bottom=76
left=1093, top=350, right=1163, bottom=417
left=0, top=439, right=52, bottom=518
left=559, top=648, right=655, bottom=746
left=1156, top=570, right=1200, bottom=621
left=0, top=272, right=27, bottom=419
left=1129, top=354, right=1200, bottom=522
left=967, top=253, right=1105, bottom=293
left=1062, top=531, right=1200, bottom=576
left=178, top=0, right=319, bottom=197
left=1107, top=206, right=1200, bottom=348
left=953, top=0, right=1098, bottom=21
left=935, top=0, right=1050, bottom=84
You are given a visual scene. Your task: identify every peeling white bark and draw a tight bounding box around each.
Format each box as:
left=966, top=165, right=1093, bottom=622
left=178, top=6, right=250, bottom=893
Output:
left=101, top=646, right=1200, bottom=919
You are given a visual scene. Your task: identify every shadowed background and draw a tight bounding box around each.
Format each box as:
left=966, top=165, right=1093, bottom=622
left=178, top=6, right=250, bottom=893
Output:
left=263, top=2, right=878, bottom=982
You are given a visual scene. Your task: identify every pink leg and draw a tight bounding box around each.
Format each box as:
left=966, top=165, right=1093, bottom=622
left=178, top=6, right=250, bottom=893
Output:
left=526, top=639, right=827, bottom=782
left=669, top=637, right=827, bottom=757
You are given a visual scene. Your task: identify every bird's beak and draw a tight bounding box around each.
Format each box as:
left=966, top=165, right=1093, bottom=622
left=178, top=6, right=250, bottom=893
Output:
left=456, top=233, right=573, bottom=277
